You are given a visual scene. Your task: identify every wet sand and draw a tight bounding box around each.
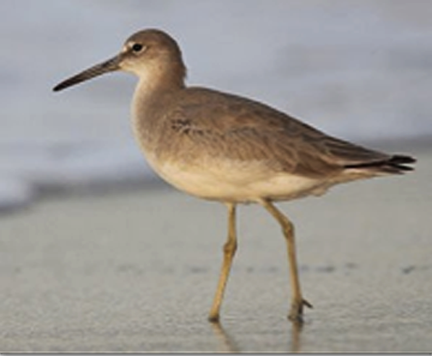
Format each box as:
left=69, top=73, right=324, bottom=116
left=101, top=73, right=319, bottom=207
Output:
left=1, top=146, right=431, bottom=352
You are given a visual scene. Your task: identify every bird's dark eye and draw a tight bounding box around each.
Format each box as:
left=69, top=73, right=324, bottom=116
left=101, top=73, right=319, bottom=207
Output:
left=132, top=43, right=144, bottom=52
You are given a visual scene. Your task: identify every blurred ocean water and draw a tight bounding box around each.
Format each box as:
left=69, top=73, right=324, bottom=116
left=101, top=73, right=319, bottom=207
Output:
left=0, top=0, right=431, bottom=210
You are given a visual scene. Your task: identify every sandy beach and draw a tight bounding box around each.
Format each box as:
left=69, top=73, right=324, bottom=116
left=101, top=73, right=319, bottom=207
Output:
left=0, top=145, right=431, bottom=352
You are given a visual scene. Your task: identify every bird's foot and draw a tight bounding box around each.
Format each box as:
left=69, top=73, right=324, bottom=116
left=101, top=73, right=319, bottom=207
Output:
left=208, top=312, right=220, bottom=323
left=288, top=298, right=313, bottom=323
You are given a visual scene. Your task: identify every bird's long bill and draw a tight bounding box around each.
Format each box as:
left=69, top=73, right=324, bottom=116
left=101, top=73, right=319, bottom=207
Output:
left=53, top=55, right=121, bottom=92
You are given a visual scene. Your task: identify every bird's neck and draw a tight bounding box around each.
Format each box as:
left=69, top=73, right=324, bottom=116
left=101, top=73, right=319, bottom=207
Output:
left=133, top=58, right=186, bottom=103
left=131, top=61, right=186, bottom=153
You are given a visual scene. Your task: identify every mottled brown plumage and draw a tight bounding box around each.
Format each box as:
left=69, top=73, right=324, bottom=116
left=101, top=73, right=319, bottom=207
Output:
left=54, top=29, right=415, bottom=323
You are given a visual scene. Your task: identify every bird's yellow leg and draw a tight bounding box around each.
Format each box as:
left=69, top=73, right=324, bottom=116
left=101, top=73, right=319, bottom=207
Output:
left=208, top=203, right=237, bottom=322
left=261, top=200, right=312, bottom=322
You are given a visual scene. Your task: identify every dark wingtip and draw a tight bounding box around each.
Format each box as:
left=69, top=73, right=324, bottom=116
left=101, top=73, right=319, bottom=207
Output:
left=388, top=155, right=416, bottom=172
left=344, top=154, right=416, bottom=174
left=388, top=155, right=416, bottom=165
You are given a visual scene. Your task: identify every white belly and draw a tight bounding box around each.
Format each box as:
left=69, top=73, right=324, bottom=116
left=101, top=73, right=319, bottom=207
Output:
left=145, top=153, right=326, bottom=203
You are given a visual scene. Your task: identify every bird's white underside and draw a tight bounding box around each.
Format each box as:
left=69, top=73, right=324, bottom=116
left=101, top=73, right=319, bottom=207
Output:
left=143, top=151, right=333, bottom=203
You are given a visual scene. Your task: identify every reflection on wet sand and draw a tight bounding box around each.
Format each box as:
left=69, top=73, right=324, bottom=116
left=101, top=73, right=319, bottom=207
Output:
left=210, top=321, right=240, bottom=352
left=210, top=320, right=304, bottom=352
left=290, top=321, right=303, bottom=352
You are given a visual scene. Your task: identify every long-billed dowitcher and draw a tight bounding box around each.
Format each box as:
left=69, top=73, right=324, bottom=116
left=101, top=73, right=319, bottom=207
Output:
left=54, top=29, right=415, bottom=323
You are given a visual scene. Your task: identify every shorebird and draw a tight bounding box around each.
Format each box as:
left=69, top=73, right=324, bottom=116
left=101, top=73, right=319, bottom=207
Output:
left=53, top=29, right=415, bottom=323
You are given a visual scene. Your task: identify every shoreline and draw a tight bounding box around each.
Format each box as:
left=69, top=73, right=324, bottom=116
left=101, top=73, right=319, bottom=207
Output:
left=0, top=137, right=428, bottom=216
